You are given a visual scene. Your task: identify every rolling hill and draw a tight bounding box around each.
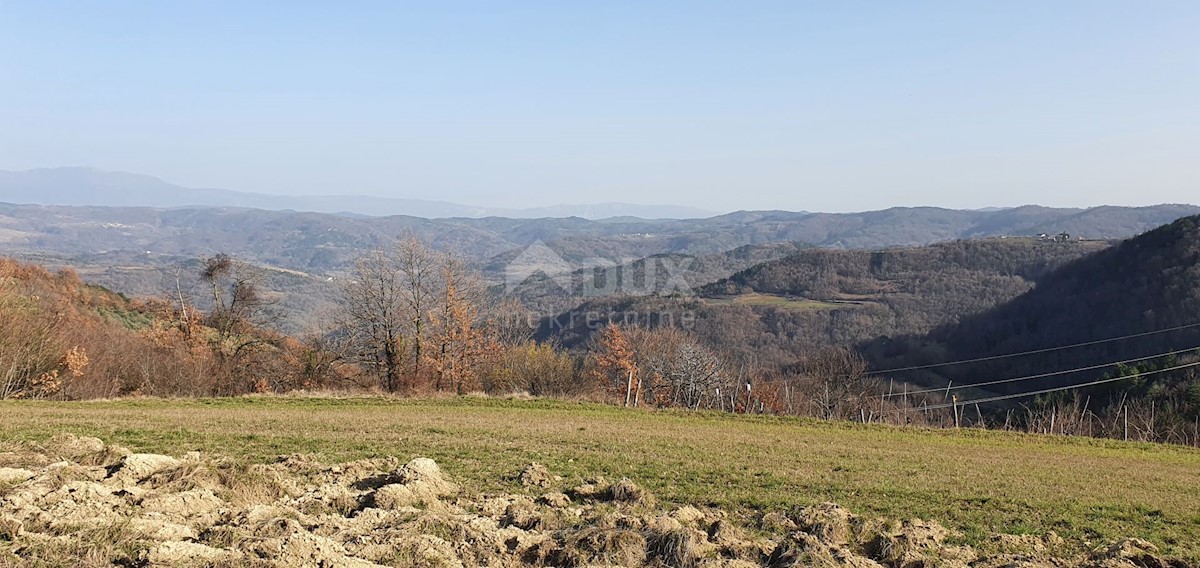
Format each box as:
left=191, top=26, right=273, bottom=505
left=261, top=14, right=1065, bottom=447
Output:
left=538, top=238, right=1111, bottom=365
left=1, top=202, right=1195, bottom=277
left=869, top=214, right=1200, bottom=394
left=2, top=200, right=1197, bottom=338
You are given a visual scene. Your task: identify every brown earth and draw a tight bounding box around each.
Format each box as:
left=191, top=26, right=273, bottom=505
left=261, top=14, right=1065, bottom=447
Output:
left=0, top=434, right=1189, bottom=567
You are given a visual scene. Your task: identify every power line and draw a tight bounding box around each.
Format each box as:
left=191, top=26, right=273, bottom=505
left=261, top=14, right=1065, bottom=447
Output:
left=918, top=360, right=1200, bottom=411
left=883, top=346, right=1200, bottom=398
left=866, top=321, right=1200, bottom=376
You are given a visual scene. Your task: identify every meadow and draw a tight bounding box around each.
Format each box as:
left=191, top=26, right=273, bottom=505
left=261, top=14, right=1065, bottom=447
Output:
left=2, top=396, right=1199, bottom=559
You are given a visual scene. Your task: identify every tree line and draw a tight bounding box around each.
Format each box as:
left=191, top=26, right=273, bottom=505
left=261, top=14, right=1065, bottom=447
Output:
left=3, top=229, right=1199, bottom=447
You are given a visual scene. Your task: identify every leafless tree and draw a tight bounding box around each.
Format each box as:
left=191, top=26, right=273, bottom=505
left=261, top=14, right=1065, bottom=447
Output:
left=614, top=327, right=726, bottom=410
left=341, top=235, right=437, bottom=393
left=794, top=347, right=874, bottom=420
left=200, top=254, right=279, bottom=338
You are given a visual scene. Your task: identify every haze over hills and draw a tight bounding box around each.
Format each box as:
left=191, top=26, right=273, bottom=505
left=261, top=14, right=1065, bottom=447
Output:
left=1, top=201, right=1197, bottom=277
left=0, top=167, right=717, bottom=220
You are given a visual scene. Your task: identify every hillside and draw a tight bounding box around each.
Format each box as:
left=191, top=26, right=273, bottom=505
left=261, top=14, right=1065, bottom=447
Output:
left=0, top=258, right=331, bottom=400
left=870, top=214, right=1200, bottom=395
left=539, top=239, right=1109, bottom=366
left=499, top=242, right=812, bottom=314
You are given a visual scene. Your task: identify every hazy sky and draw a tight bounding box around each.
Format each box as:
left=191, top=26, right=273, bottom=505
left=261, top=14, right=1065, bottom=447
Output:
left=1, top=1, right=1197, bottom=212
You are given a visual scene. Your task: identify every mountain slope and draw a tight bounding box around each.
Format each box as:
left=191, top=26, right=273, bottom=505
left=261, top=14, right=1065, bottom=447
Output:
left=539, top=239, right=1109, bottom=364
left=869, top=215, right=1200, bottom=393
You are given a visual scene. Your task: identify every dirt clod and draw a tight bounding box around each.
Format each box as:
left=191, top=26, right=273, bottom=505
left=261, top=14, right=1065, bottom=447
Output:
left=607, top=477, right=652, bottom=505
left=0, top=436, right=1187, bottom=567
left=519, top=462, right=556, bottom=489
left=0, top=468, right=34, bottom=485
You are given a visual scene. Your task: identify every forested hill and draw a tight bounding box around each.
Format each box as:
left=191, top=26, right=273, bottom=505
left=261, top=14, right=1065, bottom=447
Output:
left=701, top=238, right=1109, bottom=300
left=867, top=215, right=1200, bottom=393
left=543, top=239, right=1110, bottom=366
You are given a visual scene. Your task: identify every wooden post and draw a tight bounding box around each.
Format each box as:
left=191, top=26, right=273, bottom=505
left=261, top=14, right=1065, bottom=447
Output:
left=1124, top=405, right=1129, bottom=441
left=174, top=267, right=190, bottom=337
left=885, top=380, right=892, bottom=425
left=624, top=370, right=633, bottom=407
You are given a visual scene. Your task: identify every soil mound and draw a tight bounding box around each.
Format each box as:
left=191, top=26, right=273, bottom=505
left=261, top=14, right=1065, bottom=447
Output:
left=0, top=434, right=1189, bottom=567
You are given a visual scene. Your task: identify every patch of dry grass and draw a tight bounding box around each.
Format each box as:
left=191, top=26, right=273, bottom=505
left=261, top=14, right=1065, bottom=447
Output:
left=2, top=396, right=1199, bottom=558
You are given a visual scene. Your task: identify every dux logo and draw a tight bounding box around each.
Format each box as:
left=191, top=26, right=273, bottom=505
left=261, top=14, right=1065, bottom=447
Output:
left=505, top=241, right=697, bottom=297
left=505, top=241, right=574, bottom=294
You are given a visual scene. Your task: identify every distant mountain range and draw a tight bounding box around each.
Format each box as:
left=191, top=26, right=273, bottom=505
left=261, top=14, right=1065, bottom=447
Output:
left=0, top=167, right=717, bottom=220
left=1, top=201, right=1197, bottom=282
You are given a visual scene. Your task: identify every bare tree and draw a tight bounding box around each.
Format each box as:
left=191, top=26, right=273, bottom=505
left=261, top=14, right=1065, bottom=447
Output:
left=196, top=254, right=283, bottom=394
left=341, top=235, right=437, bottom=393
left=633, top=328, right=725, bottom=410
left=395, top=236, right=437, bottom=384
left=200, top=254, right=278, bottom=338
left=794, top=347, right=873, bottom=420
left=669, top=340, right=725, bottom=409
left=0, top=303, right=61, bottom=400
left=342, top=248, right=406, bottom=392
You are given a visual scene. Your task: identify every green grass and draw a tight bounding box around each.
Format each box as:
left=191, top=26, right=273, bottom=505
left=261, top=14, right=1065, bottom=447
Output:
left=705, top=293, right=862, bottom=310
left=2, top=396, right=1199, bottom=558
left=95, top=305, right=156, bottom=330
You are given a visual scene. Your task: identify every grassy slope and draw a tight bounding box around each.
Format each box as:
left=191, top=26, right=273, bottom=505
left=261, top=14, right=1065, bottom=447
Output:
left=704, top=292, right=854, bottom=310
left=2, top=396, right=1199, bottom=558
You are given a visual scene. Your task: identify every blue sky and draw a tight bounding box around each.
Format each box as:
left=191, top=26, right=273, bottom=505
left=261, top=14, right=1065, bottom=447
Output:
left=1, top=1, right=1197, bottom=212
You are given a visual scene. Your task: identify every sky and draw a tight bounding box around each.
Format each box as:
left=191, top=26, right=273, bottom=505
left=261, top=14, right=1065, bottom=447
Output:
left=1, top=1, right=1197, bottom=213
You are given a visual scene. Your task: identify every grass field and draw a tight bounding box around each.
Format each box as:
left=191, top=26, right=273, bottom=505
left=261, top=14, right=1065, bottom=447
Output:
left=3, top=396, right=1199, bottom=558
left=704, top=292, right=863, bottom=310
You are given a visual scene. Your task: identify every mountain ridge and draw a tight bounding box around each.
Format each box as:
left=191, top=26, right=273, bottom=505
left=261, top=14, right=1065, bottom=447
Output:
left=1, top=201, right=1197, bottom=278
left=0, top=167, right=717, bottom=220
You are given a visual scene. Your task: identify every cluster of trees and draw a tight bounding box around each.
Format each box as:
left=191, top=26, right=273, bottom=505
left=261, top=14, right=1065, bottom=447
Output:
left=338, top=237, right=502, bottom=394
left=588, top=323, right=902, bottom=419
